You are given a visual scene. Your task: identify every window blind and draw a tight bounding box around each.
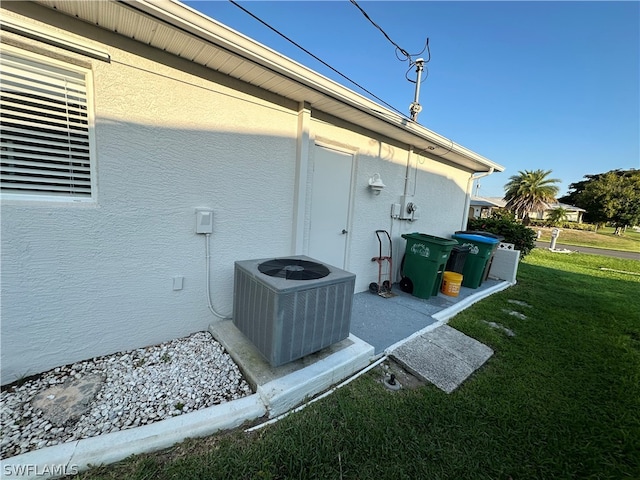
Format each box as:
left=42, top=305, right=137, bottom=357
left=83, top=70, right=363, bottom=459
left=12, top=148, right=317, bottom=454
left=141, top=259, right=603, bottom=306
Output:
left=1, top=53, right=92, bottom=199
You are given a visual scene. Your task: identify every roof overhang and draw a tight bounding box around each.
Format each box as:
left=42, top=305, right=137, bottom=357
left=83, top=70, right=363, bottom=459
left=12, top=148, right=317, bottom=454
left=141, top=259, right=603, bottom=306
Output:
left=31, top=0, right=504, bottom=173
left=470, top=196, right=506, bottom=208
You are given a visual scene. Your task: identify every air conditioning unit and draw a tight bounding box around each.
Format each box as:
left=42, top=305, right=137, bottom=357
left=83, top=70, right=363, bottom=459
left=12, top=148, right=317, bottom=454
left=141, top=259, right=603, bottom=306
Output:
left=233, top=255, right=356, bottom=367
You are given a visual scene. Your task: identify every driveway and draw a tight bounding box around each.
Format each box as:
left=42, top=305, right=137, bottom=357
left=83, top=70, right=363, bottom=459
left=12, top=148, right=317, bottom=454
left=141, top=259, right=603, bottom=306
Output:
left=535, top=242, right=640, bottom=261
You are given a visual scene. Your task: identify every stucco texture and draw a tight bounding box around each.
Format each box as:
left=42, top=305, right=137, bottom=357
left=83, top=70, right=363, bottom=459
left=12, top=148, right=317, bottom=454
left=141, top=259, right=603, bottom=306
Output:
left=1, top=5, right=473, bottom=382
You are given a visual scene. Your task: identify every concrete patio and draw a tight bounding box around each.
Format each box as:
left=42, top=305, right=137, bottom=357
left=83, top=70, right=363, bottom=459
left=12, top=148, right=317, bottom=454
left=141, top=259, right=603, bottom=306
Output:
left=1, top=278, right=512, bottom=479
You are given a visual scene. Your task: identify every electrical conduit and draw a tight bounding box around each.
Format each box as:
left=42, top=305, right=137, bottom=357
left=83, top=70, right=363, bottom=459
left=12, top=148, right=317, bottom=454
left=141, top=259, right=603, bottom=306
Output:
left=205, top=233, right=232, bottom=320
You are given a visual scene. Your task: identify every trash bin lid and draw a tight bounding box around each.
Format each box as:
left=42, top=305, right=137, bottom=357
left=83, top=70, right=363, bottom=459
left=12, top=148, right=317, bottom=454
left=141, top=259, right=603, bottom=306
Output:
left=401, top=232, right=458, bottom=246
left=451, top=233, right=500, bottom=245
left=455, top=230, right=505, bottom=241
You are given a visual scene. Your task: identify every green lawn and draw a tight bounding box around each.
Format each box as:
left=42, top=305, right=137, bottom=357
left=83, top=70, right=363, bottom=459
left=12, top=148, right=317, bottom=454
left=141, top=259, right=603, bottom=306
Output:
left=535, top=225, right=640, bottom=252
left=74, top=250, right=640, bottom=479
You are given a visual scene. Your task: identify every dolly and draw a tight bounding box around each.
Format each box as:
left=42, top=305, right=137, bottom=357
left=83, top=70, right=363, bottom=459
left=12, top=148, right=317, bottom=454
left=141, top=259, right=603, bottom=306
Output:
left=370, top=230, right=396, bottom=298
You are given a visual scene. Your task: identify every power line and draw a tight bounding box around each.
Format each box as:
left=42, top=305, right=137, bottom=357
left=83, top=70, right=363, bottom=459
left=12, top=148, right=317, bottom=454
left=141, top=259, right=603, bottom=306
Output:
left=349, top=0, right=430, bottom=66
left=349, top=0, right=409, bottom=60
left=227, top=0, right=408, bottom=118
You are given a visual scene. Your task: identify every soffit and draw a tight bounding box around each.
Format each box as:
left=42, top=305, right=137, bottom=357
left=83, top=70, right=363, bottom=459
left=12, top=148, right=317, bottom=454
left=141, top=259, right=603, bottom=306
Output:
left=32, top=0, right=503, bottom=173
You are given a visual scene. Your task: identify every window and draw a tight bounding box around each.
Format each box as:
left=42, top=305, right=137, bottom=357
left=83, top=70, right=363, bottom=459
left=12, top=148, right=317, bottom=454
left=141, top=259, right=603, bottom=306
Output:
left=1, top=51, right=95, bottom=200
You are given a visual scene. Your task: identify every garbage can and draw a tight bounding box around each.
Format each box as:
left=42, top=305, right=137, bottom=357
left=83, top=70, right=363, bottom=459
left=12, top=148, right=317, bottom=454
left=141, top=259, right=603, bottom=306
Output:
left=445, top=244, right=471, bottom=274
left=451, top=233, right=500, bottom=289
left=455, top=230, right=505, bottom=281
left=401, top=233, right=458, bottom=299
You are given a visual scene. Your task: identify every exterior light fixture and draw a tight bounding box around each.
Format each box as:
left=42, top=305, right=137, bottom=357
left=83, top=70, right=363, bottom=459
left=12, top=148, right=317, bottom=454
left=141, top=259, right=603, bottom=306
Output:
left=368, top=173, right=386, bottom=195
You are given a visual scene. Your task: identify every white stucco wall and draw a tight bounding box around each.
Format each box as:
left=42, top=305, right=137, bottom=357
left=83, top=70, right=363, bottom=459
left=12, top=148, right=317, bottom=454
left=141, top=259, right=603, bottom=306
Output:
left=1, top=4, right=474, bottom=383
left=308, top=116, right=470, bottom=292
left=1, top=6, right=302, bottom=383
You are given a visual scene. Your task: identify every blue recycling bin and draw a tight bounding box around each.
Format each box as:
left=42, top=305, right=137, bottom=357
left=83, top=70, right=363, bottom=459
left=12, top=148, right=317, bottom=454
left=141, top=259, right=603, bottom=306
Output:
left=451, top=233, right=500, bottom=288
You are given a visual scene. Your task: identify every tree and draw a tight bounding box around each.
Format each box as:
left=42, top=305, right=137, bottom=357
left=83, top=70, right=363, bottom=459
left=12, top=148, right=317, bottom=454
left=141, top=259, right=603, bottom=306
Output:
left=503, top=169, right=560, bottom=224
left=546, top=207, right=569, bottom=226
left=560, top=169, right=640, bottom=234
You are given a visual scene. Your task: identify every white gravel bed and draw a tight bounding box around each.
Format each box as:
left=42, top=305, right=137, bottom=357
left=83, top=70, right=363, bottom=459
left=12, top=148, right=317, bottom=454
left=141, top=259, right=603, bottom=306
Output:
left=1, top=331, right=252, bottom=459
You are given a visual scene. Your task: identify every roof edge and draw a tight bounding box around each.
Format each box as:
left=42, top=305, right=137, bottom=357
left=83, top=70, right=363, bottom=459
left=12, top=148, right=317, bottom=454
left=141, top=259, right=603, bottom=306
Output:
left=135, top=0, right=504, bottom=172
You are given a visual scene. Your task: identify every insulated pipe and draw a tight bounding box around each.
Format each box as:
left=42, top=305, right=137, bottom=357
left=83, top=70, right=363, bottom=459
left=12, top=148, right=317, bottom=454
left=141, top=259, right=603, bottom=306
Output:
left=461, top=168, right=494, bottom=230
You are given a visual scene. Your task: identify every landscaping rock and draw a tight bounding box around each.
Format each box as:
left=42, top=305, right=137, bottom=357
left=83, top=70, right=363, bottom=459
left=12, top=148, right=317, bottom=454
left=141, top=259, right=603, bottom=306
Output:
left=0, top=332, right=252, bottom=459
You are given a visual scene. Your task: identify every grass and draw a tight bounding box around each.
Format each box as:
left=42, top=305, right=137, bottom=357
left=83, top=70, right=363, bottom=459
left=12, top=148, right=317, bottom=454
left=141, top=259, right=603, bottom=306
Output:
left=535, top=225, right=640, bottom=252
left=72, top=249, right=640, bottom=479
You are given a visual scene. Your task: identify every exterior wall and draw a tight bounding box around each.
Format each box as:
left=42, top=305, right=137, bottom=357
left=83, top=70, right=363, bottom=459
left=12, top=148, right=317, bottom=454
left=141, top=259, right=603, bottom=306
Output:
left=0, top=4, right=474, bottom=383
left=1, top=6, right=300, bottom=383
left=308, top=115, right=470, bottom=292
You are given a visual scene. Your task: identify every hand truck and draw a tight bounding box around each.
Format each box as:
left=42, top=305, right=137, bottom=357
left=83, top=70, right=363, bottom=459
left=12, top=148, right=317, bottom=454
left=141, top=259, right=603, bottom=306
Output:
left=369, top=230, right=396, bottom=298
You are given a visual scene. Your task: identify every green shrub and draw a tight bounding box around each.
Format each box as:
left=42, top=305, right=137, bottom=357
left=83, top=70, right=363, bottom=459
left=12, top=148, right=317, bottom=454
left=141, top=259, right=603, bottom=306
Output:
left=560, top=222, right=596, bottom=231
left=528, top=219, right=596, bottom=231
left=467, top=211, right=537, bottom=257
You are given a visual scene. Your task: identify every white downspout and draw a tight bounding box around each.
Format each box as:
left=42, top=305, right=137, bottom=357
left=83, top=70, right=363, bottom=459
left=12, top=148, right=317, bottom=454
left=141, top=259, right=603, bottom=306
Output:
left=461, top=168, right=494, bottom=230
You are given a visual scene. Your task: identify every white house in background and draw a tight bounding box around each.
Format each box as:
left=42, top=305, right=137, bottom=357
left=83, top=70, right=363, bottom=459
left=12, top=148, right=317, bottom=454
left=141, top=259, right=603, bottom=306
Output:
left=469, top=196, right=507, bottom=219
left=533, top=202, right=586, bottom=223
left=469, top=197, right=586, bottom=224
left=0, top=0, right=504, bottom=383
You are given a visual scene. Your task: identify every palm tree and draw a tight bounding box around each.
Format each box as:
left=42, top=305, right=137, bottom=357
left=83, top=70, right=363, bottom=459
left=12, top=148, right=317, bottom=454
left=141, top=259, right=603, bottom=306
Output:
left=547, top=206, right=569, bottom=226
left=504, top=169, right=560, bottom=223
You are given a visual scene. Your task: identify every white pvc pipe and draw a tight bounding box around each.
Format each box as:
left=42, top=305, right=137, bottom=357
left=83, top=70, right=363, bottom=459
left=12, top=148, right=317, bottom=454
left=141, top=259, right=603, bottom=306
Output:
left=205, top=233, right=231, bottom=320
left=461, top=167, right=494, bottom=230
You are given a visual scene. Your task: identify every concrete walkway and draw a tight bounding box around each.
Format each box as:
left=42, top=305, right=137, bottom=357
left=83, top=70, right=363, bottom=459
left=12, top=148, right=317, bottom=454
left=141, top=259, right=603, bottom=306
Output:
left=1, top=279, right=511, bottom=479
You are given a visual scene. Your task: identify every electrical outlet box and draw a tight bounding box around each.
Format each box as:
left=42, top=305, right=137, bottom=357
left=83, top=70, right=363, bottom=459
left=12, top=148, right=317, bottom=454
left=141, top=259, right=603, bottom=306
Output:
left=195, top=208, right=213, bottom=234
left=391, top=203, right=401, bottom=218
left=399, top=195, right=413, bottom=220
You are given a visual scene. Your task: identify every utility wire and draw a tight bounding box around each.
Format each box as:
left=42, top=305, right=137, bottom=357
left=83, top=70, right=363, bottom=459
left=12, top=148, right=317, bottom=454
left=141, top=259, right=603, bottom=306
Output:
left=349, top=0, right=410, bottom=59
left=228, top=0, right=408, bottom=118
left=349, top=0, right=430, bottom=66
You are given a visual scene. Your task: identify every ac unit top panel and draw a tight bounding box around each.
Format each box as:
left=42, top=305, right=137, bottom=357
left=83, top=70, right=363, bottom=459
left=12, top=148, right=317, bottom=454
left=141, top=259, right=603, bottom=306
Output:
left=234, top=255, right=356, bottom=294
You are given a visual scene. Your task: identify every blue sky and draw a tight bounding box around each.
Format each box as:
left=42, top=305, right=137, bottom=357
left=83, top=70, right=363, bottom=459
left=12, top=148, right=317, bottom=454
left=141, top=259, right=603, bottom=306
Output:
left=184, top=1, right=639, bottom=198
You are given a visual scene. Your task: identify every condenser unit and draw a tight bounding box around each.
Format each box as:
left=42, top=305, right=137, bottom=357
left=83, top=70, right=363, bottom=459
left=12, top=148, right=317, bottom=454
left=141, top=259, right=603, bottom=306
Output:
left=233, top=255, right=355, bottom=367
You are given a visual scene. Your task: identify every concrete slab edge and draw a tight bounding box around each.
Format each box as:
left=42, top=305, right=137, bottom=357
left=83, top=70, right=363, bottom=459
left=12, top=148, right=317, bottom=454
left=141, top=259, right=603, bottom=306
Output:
left=385, top=281, right=513, bottom=355
left=431, top=281, right=513, bottom=323
left=258, top=334, right=375, bottom=417
left=0, top=394, right=266, bottom=480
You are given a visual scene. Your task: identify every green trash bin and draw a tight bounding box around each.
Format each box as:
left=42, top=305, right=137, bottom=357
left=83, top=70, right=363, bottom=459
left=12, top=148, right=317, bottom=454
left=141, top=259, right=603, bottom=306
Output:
left=401, top=233, right=459, bottom=299
left=451, top=233, right=500, bottom=289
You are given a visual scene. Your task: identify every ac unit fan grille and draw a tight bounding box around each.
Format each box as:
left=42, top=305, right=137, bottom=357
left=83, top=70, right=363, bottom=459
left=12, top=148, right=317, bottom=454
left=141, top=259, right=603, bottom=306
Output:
left=258, top=258, right=330, bottom=280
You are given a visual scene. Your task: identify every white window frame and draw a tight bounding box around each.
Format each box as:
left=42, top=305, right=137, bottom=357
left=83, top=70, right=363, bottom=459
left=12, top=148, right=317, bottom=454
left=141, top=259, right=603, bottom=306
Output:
left=0, top=45, right=97, bottom=202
